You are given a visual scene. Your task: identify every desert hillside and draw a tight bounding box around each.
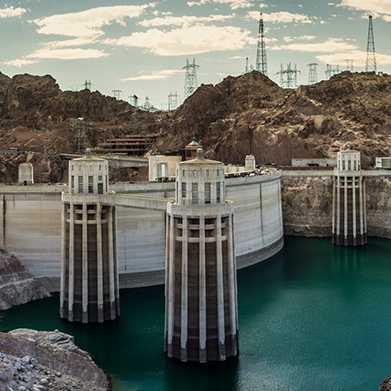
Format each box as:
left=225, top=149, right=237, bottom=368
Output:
left=0, top=70, right=390, bottom=182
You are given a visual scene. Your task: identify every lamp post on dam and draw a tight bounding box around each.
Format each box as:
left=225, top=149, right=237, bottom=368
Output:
left=332, top=150, right=367, bottom=246
left=165, top=147, right=239, bottom=363
left=60, top=155, right=120, bottom=323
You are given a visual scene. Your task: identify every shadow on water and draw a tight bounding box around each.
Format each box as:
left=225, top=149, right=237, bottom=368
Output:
left=2, top=237, right=391, bottom=390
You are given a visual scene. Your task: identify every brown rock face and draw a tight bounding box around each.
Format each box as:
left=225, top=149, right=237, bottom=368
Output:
left=0, top=329, right=109, bottom=390
left=1, top=70, right=391, bottom=183
left=0, top=250, right=50, bottom=310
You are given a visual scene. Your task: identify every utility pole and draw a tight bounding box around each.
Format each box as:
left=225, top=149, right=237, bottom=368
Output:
left=130, top=94, right=139, bottom=108
left=245, top=57, right=249, bottom=74
left=308, top=63, right=318, bottom=84
left=83, top=80, right=92, bottom=91
left=168, top=92, right=179, bottom=111
left=144, top=97, right=152, bottom=111
left=277, top=63, right=300, bottom=88
left=366, top=15, right=377, bottom=73
left=345, top=59, right=354, bottom=72
left=325, top=64, right=340, bottom=79
left=183, top=58, right=200, bottom=100
left=255, top=12, right=267, bottom=76
left=112, top=89, right=122, bottom=100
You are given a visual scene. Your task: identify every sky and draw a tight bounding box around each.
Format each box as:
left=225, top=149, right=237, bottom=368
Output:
left=0, top=0, right=391, bottom=109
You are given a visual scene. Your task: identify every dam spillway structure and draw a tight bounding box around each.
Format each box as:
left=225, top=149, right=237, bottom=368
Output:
left=332, top=150, right=367, bottom=247
left=165, top=147, right=239, bottom=363
left=60, top=155, right=120, bottom=323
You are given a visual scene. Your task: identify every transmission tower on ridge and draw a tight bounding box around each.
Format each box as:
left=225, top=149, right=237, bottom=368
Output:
left=366, top=15, right=377, bottom=73
left=308, top=63, right=318, bottom=84
left=325, top=64, right=340, bottom=79
left=183, top=58, right=200, bottom=99
left=255, top=12, right=267, bottom=76
left=83, top=80, right=92, bottom=91
left=112, top=89, right=122, bottom=100
left=345, top=59, right=354, bottom=72
left=245, top=57, right=249, bottom=74
left=277, top=63, right=300, bottom=88
left=168, top=92, right=179, bottom=111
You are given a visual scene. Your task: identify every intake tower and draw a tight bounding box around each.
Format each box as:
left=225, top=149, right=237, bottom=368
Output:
left=60, top=155, right=120, bottom=322
left=165, top=148, right=239, bottom=362
left=332, top=150, right=367, bottom=246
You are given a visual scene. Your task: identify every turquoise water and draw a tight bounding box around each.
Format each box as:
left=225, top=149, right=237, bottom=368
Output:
left=1, top=237, right=391, bottom=391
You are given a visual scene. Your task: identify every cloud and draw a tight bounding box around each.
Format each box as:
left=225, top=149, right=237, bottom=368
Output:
left=25, top=48, right=109, bottom=60
left=187, top=0, right=257, bottom=10
left=271, top=38, right=357, bottom=53
left=2, top=59, right=38, bottom=68
left=105, top=24, right=253, bottom=56
left=138, top=14, right=234, bottom=27
left=33, top=5, right=153, bottom=39
left=5, top=47, right=109, bottom=66
left=317, top=50, right=391, bottom=66
left=339, top=0, right=391, bottom=15
left=122, top=69, right=184, bottom=81
left=283, top=35, right=316, bottom=43
left=0, top=6, right=27, bottom=18
left=248, top=11, right=316, bottom=24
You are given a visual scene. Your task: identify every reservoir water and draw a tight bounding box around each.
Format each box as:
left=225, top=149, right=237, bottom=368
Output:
left=1, top=237, right=391, bottom=391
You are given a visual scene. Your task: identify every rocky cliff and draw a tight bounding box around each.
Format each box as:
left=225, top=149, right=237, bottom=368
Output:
left=0, top=329, right=109, bottom=391
left=281, top=175, right=333, bottom=237
left=281, top=173, right=391, bottom=239
left=0, top=250, right=50, bottom=310
left=1, top=70, right=391, bottom=183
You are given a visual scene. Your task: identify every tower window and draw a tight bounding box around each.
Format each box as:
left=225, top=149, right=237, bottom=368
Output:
left=71, top=176, right=75, bottom=192
left=216, top=182, right=221, bottom=203
left=88, top=176, right=94, bottom=193
left=192, top=183, right=198, bottom=204
left=181, top=182, right=187, bottom=199
left=78, top=176, right=83, bottom=193
left=205, top=182, right=211, bottom=204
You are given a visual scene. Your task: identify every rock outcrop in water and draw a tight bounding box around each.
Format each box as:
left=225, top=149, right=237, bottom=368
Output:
left=0, top=250, right=50, bottom=310
left=0, top=329, right=109, bottom=391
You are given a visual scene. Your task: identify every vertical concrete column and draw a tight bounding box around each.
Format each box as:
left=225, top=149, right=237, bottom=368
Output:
left=68, top=203, right=75, bottom=321
left=164, top=212, right=169, bottom=350
left=228, top=213, right=238, bottom=355
left=352, top=175, right=357, bottom=241
left=359, top=176, right=364, bottom=236
left=167, top=214, right=175, bottom=356
left=1, top=195, right=6, bottom=250
left=332, top=178, right=336, bottom=236
left=82, top=203, right=88, bottom=323
left=199, top=215, right=207, bottom=363
left=108, top=206, right=116, bottom=320
left=114, top=207, right=120, bottom=311
left=216, top=215, right=226, bottom=360
left=277, top=181, right=284, bottom=237
left=60, top=203, right=66, bottom=317
left=336, top=176, right=341, bottom=236
left=344, top=175, right=348, bottom=240
left=363, top=179, right=367, bottom=233
left=96, top=203, right=104, bottom=323
left=180, top=215, right=188, bottom=362
left=259, top=184, right=264, bottom=246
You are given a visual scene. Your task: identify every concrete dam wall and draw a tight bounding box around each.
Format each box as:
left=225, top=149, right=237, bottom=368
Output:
left=281, top=170, right=391, bottom=239
left=0, top=175, right=284, bottom=291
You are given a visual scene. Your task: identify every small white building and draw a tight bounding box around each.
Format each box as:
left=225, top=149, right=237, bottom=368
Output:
left=375, top=157, right=391, bottom=170
left=148, top=155, right=182, bottom=182
left=18, top=163, right=34, bottom=185
left=292, top=158, right=336, bottom=168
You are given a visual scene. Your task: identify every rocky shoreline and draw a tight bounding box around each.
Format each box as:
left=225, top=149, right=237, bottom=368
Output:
left=0, top=329, right=110, bottom=391
left=0, top=250, right=50, bottom=310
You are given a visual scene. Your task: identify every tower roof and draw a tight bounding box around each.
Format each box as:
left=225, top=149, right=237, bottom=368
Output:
left=180, top=147, right=222, bottom=166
